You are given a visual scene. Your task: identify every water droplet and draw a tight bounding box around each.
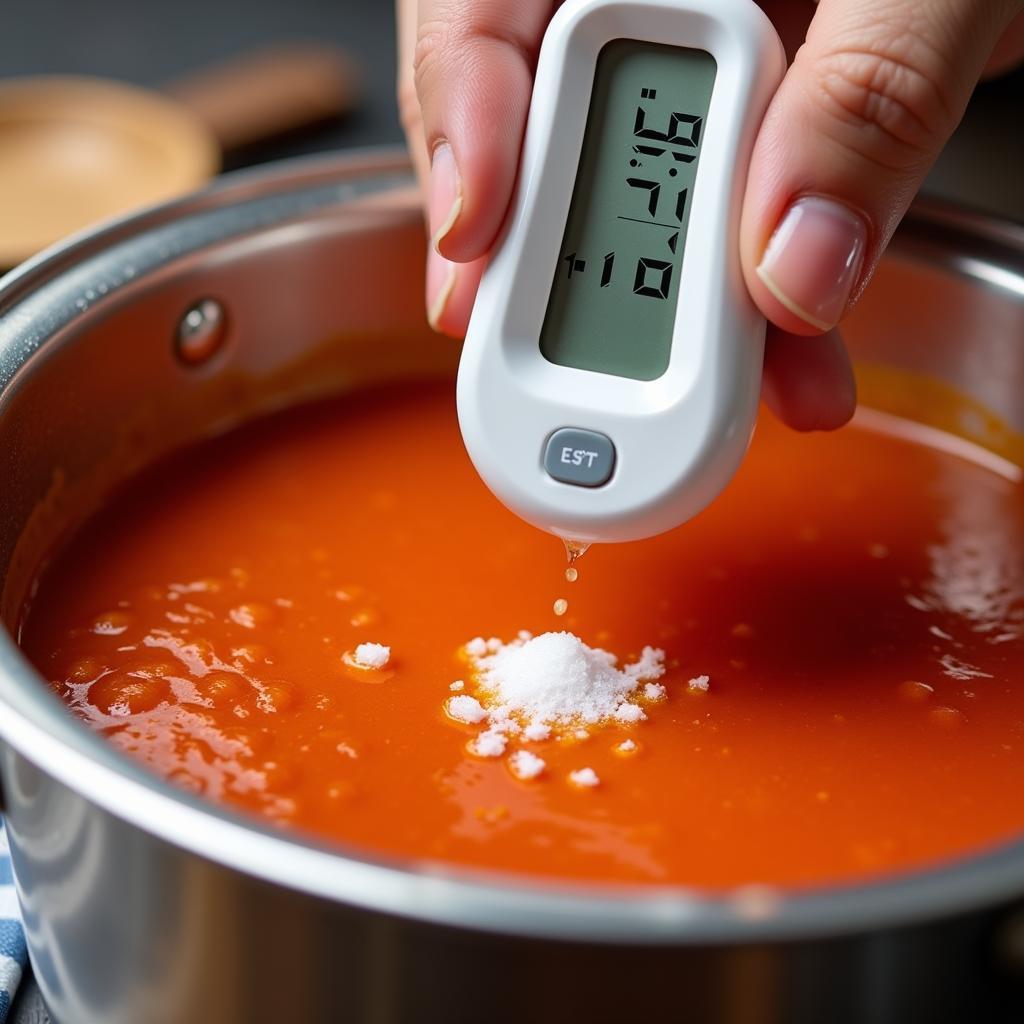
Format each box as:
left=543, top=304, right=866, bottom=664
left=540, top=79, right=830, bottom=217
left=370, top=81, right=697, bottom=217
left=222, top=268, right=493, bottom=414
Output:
left=563, top=538, right=591, bottom=566
left=553, top=598, right=568, bottom=616
left=565, top=567, right=578, bottom=583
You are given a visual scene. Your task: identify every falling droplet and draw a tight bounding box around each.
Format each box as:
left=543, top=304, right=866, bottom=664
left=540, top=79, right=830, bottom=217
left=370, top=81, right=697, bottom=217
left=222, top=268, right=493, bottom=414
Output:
left=553, top=598, right=568, bottom=616
left=563, top=538, right=591, bottom=566
left=565, top=567, right=578, bottom=583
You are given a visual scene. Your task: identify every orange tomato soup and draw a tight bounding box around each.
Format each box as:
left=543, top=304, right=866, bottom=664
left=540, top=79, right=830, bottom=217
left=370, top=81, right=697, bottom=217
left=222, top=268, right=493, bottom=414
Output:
left=19, top=381, right=1024, bottom=889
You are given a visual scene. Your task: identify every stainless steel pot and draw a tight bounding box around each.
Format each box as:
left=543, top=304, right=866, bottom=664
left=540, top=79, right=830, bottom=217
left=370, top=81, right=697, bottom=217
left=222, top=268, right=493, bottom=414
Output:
left=1, top=151, right=1024, bottom=1024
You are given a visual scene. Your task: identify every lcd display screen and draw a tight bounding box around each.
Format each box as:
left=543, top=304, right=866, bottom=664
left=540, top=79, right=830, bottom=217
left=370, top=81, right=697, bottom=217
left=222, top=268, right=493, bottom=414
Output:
left=540, top=40, right=717, bottom=381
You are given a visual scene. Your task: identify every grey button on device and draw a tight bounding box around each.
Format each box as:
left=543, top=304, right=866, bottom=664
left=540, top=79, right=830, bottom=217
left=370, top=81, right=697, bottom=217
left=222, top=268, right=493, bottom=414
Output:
left=543, top=428, right=616, bottom=487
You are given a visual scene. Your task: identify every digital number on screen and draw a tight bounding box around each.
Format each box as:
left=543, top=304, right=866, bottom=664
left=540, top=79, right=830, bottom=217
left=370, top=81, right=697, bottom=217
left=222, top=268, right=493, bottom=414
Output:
left=540, top=41, right=717, bottom=380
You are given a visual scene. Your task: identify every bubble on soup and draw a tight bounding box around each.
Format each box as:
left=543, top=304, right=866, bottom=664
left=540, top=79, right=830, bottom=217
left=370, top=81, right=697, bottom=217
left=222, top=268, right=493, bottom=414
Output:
left=88, top=671, right=170, bottom=716
left=194, top=672, right=249, bottom=705
left=91, top=611, right=132, bottom=636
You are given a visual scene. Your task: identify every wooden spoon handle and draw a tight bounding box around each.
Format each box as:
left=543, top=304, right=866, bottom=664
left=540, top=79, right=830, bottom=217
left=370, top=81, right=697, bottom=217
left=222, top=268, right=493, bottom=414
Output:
left=163, top=45, right=361, bottom=154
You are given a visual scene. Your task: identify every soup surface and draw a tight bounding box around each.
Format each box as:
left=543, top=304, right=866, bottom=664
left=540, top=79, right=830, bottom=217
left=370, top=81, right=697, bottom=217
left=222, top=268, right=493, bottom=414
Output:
left=20, top=381, right=1024, bottom=889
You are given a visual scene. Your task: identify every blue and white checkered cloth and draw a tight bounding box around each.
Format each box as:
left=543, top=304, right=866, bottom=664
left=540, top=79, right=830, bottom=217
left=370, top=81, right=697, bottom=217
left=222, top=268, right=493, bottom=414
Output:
left=0, top=821, right=27, bottom=1021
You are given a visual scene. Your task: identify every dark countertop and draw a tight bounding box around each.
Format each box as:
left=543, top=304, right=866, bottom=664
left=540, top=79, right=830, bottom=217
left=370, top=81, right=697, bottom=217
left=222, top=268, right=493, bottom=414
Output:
left=0, top=0, right=400, bottom=164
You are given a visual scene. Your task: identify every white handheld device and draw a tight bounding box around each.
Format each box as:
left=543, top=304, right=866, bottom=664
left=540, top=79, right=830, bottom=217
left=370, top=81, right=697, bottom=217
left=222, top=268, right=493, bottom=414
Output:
left=457, top=0, right=786, bottom=543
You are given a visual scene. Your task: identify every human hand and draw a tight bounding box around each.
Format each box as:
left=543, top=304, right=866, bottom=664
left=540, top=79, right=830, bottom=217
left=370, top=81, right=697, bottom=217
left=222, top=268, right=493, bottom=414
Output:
left=397, top=0, right=1024, bottom=429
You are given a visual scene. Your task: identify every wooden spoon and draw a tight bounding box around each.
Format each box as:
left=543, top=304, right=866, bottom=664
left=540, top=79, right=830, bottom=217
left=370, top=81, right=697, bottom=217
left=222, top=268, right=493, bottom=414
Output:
left=0, top=45, right=361, bottom=268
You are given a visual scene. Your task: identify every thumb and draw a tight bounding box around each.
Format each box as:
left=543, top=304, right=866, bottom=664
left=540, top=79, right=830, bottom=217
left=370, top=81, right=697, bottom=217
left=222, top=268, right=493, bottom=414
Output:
left=742, top=0, right=1023, bottom=337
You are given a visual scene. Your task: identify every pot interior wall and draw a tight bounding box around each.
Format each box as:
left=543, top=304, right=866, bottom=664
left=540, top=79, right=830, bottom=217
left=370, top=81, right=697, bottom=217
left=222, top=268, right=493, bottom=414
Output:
left=0, top=194, right=458, bottom=629
left=843, top=212, right=1024, bottom=460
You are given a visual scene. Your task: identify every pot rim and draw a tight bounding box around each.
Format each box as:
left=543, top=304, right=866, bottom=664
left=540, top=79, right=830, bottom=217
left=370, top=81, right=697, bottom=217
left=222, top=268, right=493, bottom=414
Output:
left=2, top=148, right=1024, bottom=945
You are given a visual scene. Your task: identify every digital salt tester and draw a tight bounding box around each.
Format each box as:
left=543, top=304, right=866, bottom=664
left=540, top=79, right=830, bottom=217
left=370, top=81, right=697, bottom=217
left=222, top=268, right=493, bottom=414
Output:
left=457, top=0, right=786, bottom=543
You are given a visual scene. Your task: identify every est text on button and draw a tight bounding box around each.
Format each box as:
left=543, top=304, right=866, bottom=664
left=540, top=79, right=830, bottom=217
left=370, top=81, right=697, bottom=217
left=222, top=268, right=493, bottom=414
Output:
left=561, top=446, right=601, bottom=468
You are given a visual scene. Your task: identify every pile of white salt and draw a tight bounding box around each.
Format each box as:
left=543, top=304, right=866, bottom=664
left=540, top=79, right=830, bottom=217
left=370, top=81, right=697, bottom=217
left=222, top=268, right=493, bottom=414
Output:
left=445, top=632, right=671, bottom=781
left=468, top=631, right=665, bottom=728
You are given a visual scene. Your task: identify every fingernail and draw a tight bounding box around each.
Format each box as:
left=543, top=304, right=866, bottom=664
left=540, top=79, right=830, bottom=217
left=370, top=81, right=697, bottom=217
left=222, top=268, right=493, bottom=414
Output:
left=429, top=143, right=462, bottom=255
left=426, top=248, right=457, bottom=332
left=756, top=196, right=868, bottom=331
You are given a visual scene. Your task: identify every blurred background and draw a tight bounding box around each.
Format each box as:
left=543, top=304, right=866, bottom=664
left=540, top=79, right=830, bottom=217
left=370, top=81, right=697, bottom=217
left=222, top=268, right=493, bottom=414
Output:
left=0, top=0, right=1022, bottom=273
left=0, top=0, right=398, bottom=165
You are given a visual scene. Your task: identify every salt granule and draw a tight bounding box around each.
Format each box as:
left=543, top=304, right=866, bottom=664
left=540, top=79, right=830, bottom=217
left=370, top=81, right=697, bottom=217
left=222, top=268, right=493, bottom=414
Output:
left=624, top=646, right=666, bottom=680
left=352, top=642, right=390, bottom=669
left=688, top=675, right=710, bottom=693
left=569, top=767, right=600, bottom=788
left=448, top=695, right=487, bottom=724
left=509, top=750, right=546, bottom=780
left=489, top=716, right=521, bottom=736
left=617, top=739, right=637, bottom=753
left=522, top=722, right=551, bottom=742
left=644, top=682, right=666, bottom=700
left=613, top=703, right=645, bottom=724
left=465, top=637, right=488, bottom=657
left=449, top=680, right=465, bottom=691
left=471, top=729, right=507, bottom=758
left=468, top=631, right=665, bottom=728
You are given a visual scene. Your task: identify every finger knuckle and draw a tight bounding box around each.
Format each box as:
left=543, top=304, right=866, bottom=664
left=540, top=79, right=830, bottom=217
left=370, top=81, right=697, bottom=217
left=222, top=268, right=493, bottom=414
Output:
left=412, top=19, right=450, bottom=102
left=805, top=33, right=957, bottom=172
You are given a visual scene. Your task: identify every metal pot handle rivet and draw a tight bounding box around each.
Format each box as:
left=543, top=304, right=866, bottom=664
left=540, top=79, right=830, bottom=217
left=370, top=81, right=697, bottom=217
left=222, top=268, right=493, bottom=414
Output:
left=175, top=298, right=228, bottom=366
